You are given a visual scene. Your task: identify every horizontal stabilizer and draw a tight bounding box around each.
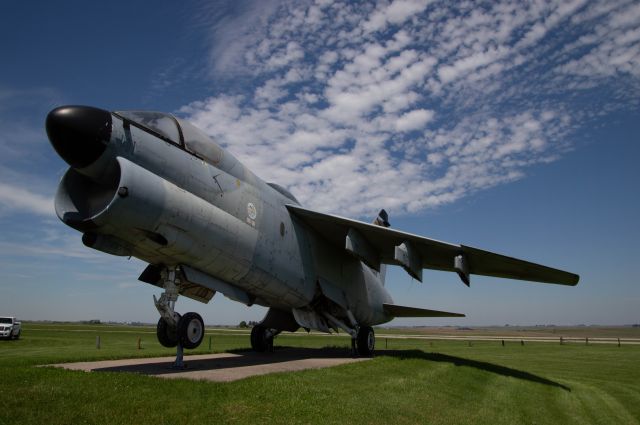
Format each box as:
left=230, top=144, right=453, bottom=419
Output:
left=383, top=303, right=465, bottom=318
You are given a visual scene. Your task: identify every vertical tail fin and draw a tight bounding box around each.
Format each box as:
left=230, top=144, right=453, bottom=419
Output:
left=373, top=209, right=390, bottom=228
left=372, top=209, right=390, bottom=285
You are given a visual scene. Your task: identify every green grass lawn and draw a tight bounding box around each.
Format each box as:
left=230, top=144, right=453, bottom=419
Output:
left=0, top=323, right=638, bottom=425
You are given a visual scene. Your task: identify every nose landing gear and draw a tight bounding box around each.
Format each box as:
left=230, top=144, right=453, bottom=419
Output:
left=153, top=266, right=206, bottom=368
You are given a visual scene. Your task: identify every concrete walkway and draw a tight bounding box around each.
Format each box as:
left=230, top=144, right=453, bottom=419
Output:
left=49, top=348, right=370, bottom=382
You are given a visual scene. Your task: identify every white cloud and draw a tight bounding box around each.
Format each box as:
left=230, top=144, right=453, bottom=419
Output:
left=0, top=182, right=53, bottom=216
left=363, top=0, right=432, bottom=33
left=182, top=0, right=639, bottom=218
left=557, top=2, right=640, bottom=79
left=395, top=109, right=434, bottom=132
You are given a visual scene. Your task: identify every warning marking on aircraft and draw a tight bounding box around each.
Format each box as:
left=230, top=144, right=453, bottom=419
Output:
left=48, top=348, right=370, bottom=382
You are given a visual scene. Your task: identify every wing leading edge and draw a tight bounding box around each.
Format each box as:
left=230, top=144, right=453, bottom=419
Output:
left=287, top=204, right=579, bottom=286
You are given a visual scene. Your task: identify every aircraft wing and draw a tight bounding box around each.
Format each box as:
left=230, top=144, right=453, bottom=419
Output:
left=286, top=204, right=579, bottom=286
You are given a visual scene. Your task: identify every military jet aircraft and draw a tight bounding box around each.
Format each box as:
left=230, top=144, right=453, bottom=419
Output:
left=46, top=105, right=579, bottom=357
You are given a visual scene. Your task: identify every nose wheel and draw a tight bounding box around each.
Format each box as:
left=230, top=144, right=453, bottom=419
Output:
left=157, top=314, right=180, bottom=348
left=156, top=312, right=204, bottom=350
left=178, top=312, right=205, bottom=349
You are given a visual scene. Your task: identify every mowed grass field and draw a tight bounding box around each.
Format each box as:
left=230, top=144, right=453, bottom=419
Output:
left=0, top=323, right=639, bottom=425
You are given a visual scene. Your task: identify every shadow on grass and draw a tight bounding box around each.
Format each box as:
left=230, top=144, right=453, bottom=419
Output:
left=378, top=349, right=571, bottom=391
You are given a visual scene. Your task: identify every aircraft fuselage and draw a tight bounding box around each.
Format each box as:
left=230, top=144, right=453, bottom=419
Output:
left=51, top=107, right=393, bottom=330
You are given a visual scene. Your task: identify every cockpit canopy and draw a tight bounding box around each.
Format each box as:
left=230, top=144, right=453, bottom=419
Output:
left=113, top=111, right=299, bottom=202
left=115, top=111, right=181, bottom=145
left=114, top=111, right=248, bottom=182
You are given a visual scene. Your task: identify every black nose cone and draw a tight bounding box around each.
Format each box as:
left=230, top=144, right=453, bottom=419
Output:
left=46, top=105, right=112, bottom=168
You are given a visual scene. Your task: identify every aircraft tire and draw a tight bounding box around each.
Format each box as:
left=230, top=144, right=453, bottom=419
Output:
left=156, top=317, right=179, bottom=348
left=178, top=312, right=205, bottom=349
left=250, top=325, right=270, bottom=352
left=357, top=326, right=375, bottom=357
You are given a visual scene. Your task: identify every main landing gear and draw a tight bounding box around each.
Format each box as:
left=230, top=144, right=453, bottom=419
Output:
left=356, top=326, right=375, bottom=357
left=322, top=311, right=376, bottom=357
left=347, top=326, right=375, bottom=357
left=250, top=325, right=280, bottom=352
left=153, top=266, right=205, bottom=367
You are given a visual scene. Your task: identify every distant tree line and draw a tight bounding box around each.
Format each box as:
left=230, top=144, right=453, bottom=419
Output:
left=238, top=321, right=259, bottom=328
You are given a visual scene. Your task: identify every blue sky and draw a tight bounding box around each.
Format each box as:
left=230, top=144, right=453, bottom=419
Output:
left=0, top=0, right=638, bottom=326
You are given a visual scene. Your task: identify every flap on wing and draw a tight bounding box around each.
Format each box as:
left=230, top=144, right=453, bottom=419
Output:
left=383, top=303, right=465, bottom=318
left=287, top=204, right=579, bottom=286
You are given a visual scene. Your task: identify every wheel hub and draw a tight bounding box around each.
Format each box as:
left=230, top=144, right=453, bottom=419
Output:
left=186, top=318, right=203, bottom=343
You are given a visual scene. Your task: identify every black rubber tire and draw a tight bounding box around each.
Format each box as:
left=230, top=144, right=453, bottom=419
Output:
left=250, top=325, right=272, bottom=352
left=157, top=317, right=179, bottom=348
left=357, top=326, right=375, bottom=357
left=178, top=312, right=205, bottom=350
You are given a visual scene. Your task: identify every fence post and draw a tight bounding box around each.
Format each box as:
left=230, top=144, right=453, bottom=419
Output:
left=208, top=335, right=212, bottom=351
left=521, top=340, right=524, bottom=346
left=137, top=336, right=142, bottom=350
left=96, top=335, right=101, bottom=349
left=501, top=339, right=505, bottom=347
left=560, top=336, right=563, bottom=345
left=385, top=338, right=388, bottom=349
left=618, top=338, right=621, bottom=347
left=586, top=337, right=589, bottom=345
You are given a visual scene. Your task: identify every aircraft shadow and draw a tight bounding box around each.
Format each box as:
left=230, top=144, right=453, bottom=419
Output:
left=90, top=346, right=569, bottom=391
left=91, top=346, right=356, bottom=376
left=377, top=349, right=571, bottom=391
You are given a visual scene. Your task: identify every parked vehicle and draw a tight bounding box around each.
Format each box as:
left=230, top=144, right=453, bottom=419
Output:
left=0, top=317, right=21, bottom=340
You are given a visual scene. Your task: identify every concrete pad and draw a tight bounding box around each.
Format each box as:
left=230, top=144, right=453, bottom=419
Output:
left=49, top=348, right=370, bottom=382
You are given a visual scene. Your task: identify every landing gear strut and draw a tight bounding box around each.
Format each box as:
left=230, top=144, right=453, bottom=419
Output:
left=153, top=266, right=205, bottom=367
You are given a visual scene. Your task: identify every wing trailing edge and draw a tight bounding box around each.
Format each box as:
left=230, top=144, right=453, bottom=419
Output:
left=383, top=303, right=465, bottom=318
